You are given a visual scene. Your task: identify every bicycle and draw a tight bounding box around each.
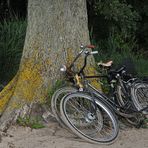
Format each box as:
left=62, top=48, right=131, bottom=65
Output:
left=51, top=86, right=78, bottom=126
left=52, top=45, right=148, bottom=144
left=51, top=45, right=97, bottom=126
left=52, top=45, right=118, bottom=144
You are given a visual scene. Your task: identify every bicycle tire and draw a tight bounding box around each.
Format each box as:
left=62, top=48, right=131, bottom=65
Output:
left=116, top=84, right=145, bottom=126
left=60, top=92, right=119, bottom=144
left=51, top=86, right=78, bottom=126
left=116, top=84, right=135, bottom=110
left=116, top=85, right=127, bottom=106
left=131, top=82, right=148, bottom=114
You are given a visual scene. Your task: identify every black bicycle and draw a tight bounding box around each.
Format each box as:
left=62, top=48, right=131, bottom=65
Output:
left=51, top=45, right=148, bottom=144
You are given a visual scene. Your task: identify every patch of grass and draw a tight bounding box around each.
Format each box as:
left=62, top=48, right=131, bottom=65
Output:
left=48, top=80, right=64, bottom=98
left=17, top=116, right=45, bottom=129
left=141, top=118, right=148, bottom=128
left=47, top=80, right=66, bottom=105
left=134, top=58, right=148, bottom=77
left=0, top=19, right=27, bottom=84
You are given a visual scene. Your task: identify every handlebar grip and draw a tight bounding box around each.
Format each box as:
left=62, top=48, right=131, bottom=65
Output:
left=90, top=51, right=98, bottom=55
left=86, top=45, right=95, bottom=49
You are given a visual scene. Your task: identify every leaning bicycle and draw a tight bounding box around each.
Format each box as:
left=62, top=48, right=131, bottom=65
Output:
left=51, top=45, right=148, bottom=144
left=52, top=45, right=119, bottom=144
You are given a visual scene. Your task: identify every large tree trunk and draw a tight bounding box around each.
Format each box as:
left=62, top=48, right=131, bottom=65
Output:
left=0, top=0, right=100, bottom=131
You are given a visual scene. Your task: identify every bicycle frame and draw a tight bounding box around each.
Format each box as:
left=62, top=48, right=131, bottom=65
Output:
left=60, top=45, right=147, bottom=120
left=85, top=82, right=138, bottom=118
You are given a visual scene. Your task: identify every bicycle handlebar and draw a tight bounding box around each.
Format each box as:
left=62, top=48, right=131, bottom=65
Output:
left=90, top=51, right=98, bottom=55
left=68, top=45, right=97, bottom=70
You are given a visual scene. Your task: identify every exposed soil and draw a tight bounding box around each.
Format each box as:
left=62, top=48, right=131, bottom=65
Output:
left=0, top=119, right=148, bottom=148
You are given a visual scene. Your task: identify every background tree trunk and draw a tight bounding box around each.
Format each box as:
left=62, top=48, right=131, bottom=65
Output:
left=0, top=0, right=99, bottom=131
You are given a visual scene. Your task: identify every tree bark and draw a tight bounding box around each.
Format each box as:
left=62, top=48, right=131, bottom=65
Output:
left=0, top=0, right=100, bottom=131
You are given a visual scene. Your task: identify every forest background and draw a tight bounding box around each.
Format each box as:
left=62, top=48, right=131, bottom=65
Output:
left=0, top=0, right=148, bottom=87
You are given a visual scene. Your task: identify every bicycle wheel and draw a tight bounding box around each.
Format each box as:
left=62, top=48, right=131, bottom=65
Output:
left=116, top=85, right=127, bottom=107
left=116, top=84, right=145, bottom=126
left=131, top=82, right=148, bottom=114
left=51, top=86, right=78, bottom=126
left=117, top=84, right=136, bottom=108
left=60, top=92, right=119, bottom=144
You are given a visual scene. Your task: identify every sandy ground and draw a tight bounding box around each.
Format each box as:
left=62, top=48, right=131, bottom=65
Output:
left=0, top=119, right=148, bottom=148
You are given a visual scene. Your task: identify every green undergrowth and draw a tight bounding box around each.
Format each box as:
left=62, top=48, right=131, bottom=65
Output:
left=0, top=19, right=27, bottom=84
left=47, top=80, right=66, bottom=105
left=17, top=116, right=45, bottom=129
left=92, top=33, right=148, bottom=77
left=141, top=118, right=148, bottom=128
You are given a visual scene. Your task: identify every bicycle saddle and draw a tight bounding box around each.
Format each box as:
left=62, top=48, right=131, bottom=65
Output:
left=97, top=60, right=113, bottom=67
